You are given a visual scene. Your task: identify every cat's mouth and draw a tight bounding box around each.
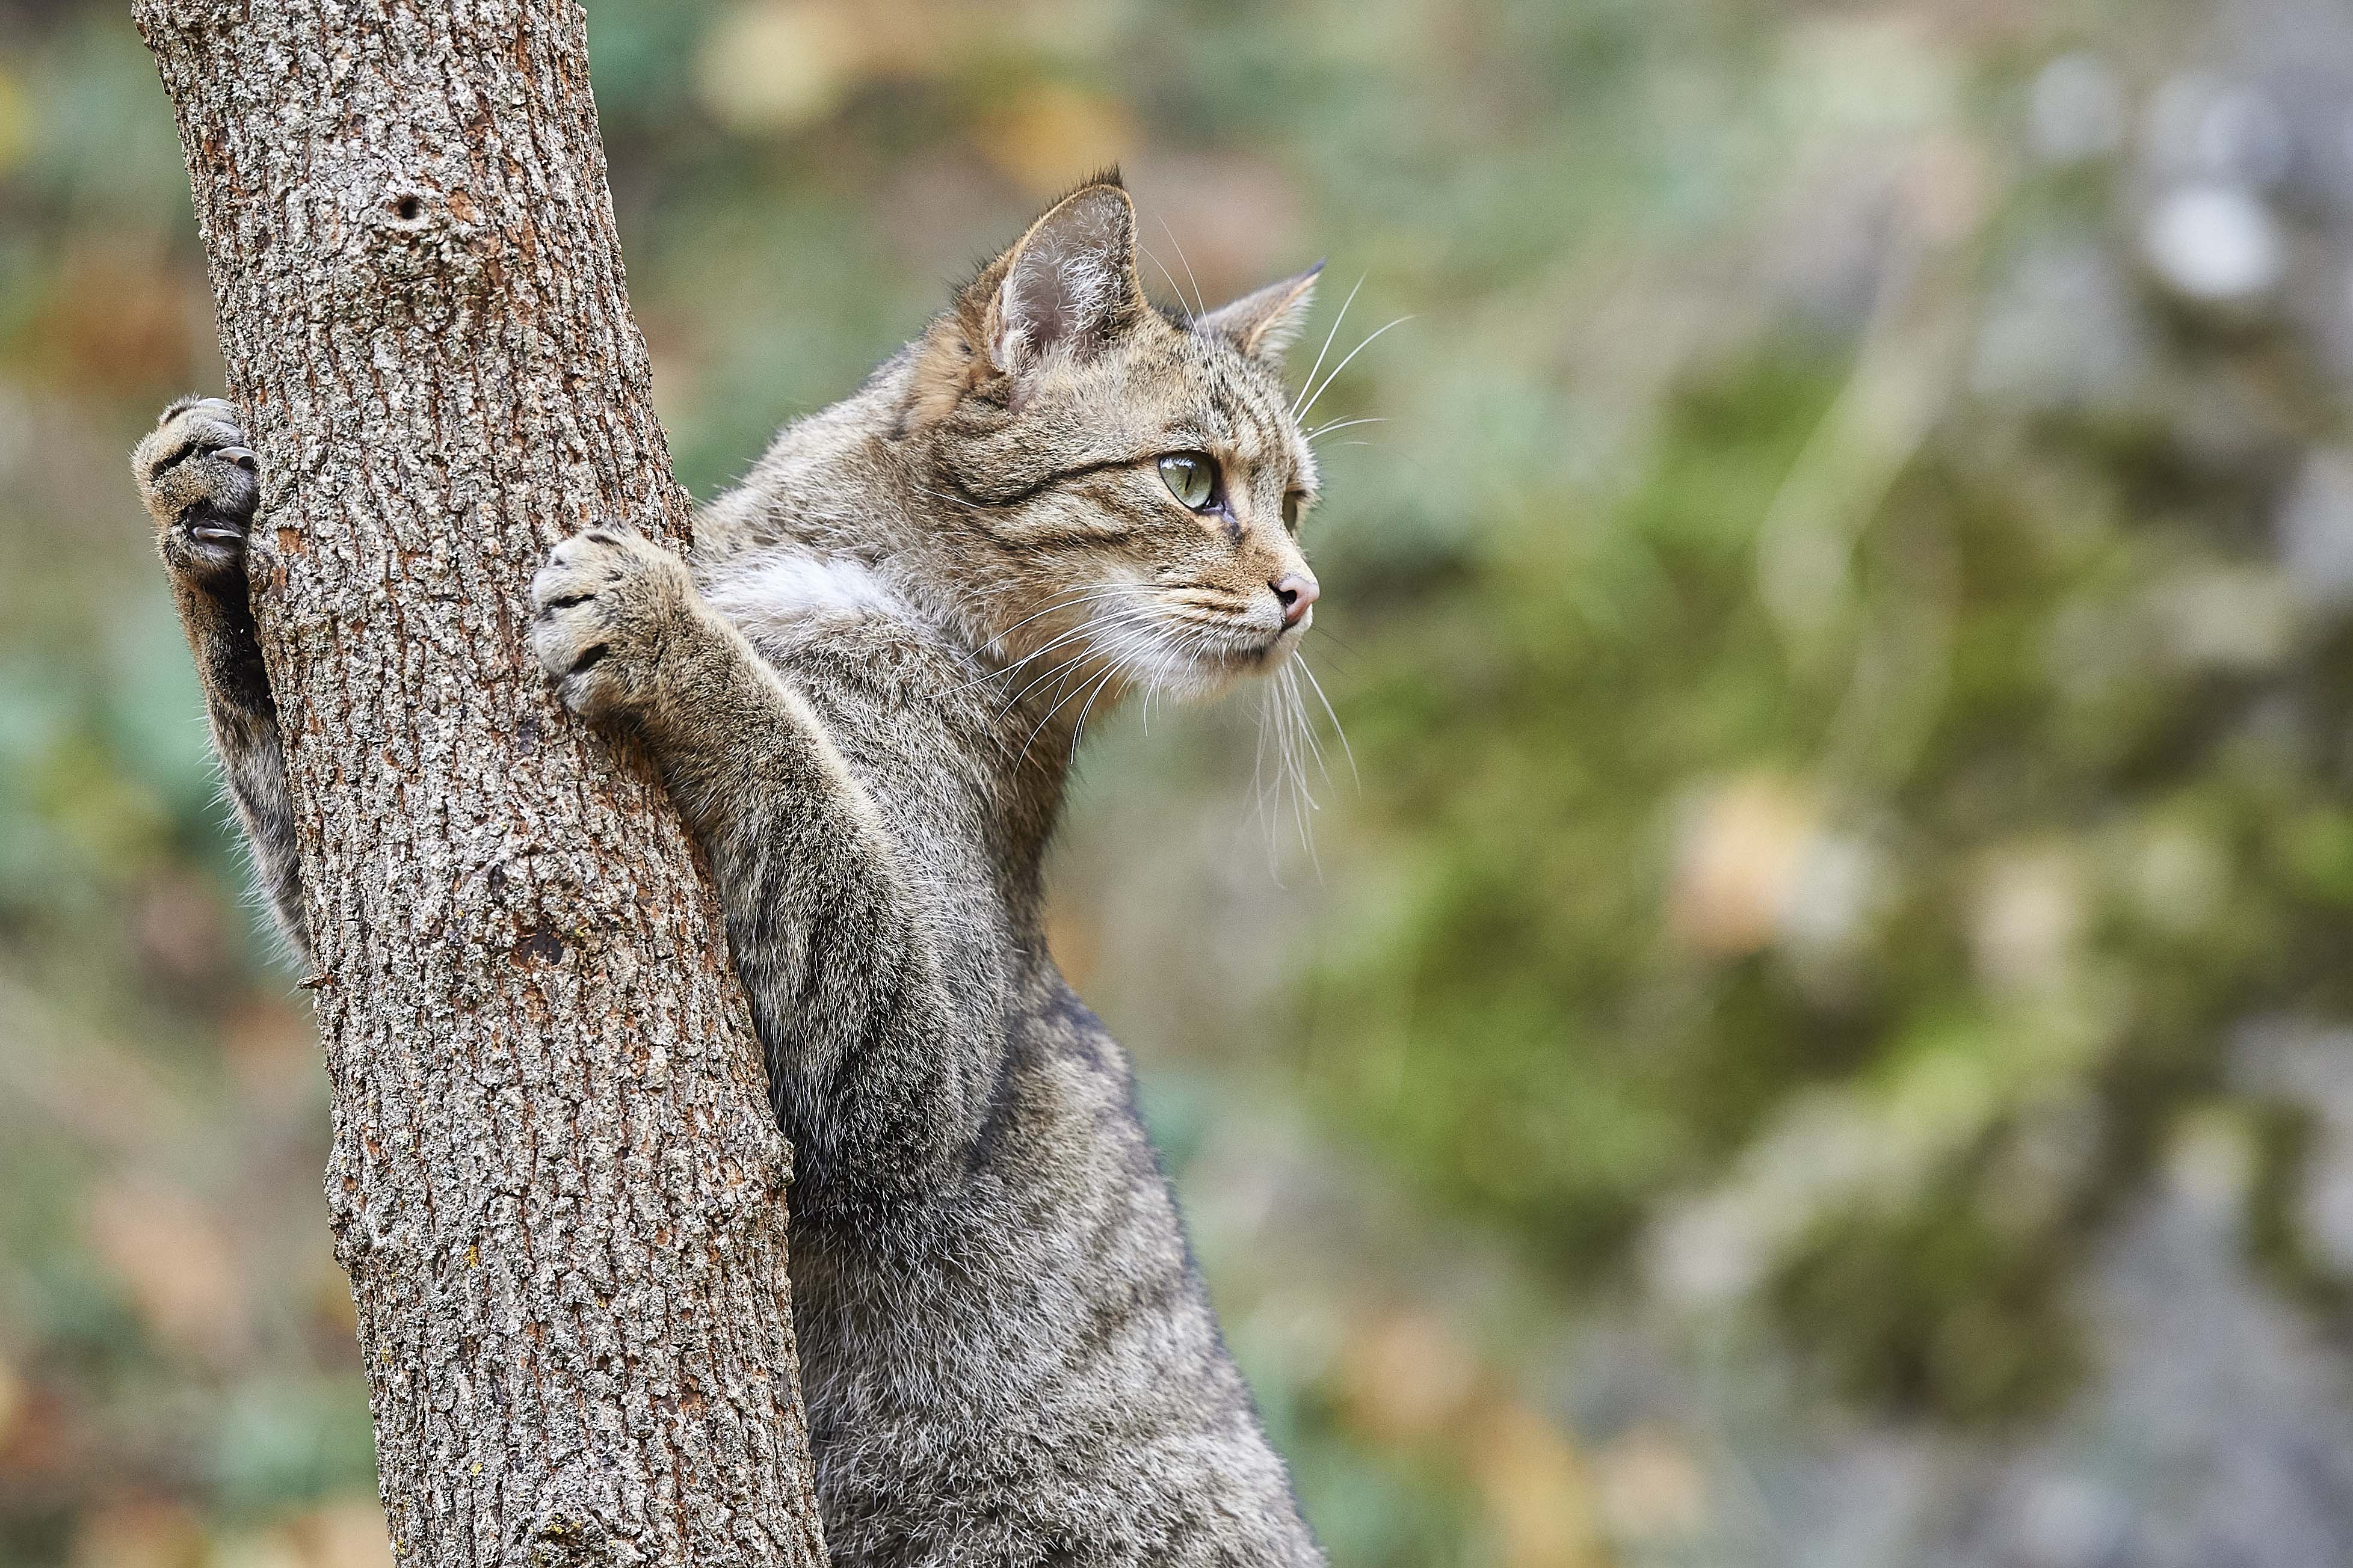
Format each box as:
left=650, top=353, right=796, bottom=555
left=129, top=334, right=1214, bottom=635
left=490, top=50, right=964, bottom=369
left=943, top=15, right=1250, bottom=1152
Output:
left=1087, top=586, right=1305, bottom=699
left=1177, top=621, right=1302, bottom=685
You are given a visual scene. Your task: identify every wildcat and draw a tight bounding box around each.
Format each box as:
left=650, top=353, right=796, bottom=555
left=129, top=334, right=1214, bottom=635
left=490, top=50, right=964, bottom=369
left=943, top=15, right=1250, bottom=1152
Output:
left=134, top=173, right=1330, bottom=1566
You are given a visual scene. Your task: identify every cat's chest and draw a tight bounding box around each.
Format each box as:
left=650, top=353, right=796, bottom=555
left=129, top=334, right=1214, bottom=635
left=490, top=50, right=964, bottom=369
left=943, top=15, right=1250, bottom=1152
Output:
left=700, top=548, right=910, bottom=638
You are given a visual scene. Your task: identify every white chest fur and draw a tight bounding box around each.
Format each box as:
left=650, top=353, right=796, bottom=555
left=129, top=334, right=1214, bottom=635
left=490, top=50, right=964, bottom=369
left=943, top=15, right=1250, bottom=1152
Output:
left=702, top=550, right=911, bottom=639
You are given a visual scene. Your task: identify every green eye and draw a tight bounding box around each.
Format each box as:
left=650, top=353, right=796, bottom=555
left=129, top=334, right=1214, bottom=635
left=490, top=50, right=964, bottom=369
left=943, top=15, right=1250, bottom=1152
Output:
left=1158, top=452, right=1218, bottom=511
left=1282, top=491, right=1306, bottom=529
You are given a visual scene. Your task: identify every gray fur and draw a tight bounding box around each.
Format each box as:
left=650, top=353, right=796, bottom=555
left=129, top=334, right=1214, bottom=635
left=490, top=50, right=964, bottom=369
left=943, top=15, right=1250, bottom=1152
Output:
left=137, top=174, right=1328, bottom=1566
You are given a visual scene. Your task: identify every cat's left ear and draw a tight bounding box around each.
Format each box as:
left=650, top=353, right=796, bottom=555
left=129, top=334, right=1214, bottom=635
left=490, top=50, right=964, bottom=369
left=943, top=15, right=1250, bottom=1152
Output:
left=1196, top=262, right=1323, bottom=370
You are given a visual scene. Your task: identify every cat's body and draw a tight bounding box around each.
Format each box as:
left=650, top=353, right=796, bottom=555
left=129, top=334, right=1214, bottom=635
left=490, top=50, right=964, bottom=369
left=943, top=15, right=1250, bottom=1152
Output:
left=135, top=175, right=1328, bottom=1566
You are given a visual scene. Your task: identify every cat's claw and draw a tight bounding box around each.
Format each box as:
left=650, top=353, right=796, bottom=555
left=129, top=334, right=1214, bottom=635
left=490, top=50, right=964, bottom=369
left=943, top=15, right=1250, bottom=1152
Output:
left=529, top=527, right=694, bottom=724
left=132, top=396, right=262, bottom=587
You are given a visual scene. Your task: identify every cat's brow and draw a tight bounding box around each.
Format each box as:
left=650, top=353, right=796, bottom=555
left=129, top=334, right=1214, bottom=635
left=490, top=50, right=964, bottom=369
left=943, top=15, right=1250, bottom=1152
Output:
left=940, top=456, right=1138, bottom=509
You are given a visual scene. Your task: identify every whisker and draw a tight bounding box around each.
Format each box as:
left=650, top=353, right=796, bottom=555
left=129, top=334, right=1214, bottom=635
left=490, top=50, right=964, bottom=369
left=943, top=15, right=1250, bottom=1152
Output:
left=1277, top=669, right=1322, bottom=878
left=996, top=648, right=1096, bottom=719
left=1141, top=244, right=1194, bottom=325
left=1070, top=651, right=1139, bottom=758
left=1007, top=616, right=1161, bottom=722
left=1013, top=662, right=1107, bottom=770
left=985, top=595, right=1135, bottom=660
left=1295, top=687, right=1325, bottom=876
left=991, top=586, right=1137, bottom=637
left=1289, top=666, right=1334, bottom=793
left=907, top=482, right=982, bottom=512
left=1295, top=635, right=1365, bottom=678
left=936, top=588, right=1143, bottom=697
left=1297, top=315, right=1413, bottom=425
left=1014, top=627, right=1159, bottom=773
left=1253, top=686, right=1281, bottom=877
left=1305, top=416, right=1387, bottom=444
left=993, top=612, right=1143, bottom=716
left=1295, top=656, right=1357, bottom=786
left=1158, top=215, right=1209, bottom=322
left=1258, top=680, right=1294, bottom=875
left=1293, top=275, right=1364, bottom=420
left=999, top=617, right=1155, bottom=718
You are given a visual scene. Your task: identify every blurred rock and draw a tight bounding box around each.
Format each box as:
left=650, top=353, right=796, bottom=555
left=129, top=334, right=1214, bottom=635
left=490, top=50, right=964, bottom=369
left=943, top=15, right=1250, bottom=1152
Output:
left=2149, top=564, right=2294, bottom=672
left=2235, top=1022, right=2353, bottom=1277
left=2163, top=1104, right=2258, bottom=1223
left=2010, top=1472, right=2132, bottom=1568
left=2142, top=183, right=2286, bottom=306
left=2147, top=76, right=2292, bottom=189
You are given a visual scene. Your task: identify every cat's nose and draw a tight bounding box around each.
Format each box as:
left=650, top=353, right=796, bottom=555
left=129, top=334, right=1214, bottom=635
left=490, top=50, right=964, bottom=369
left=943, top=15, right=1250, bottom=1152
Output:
left=1272, top=572, right=1319, bottom=629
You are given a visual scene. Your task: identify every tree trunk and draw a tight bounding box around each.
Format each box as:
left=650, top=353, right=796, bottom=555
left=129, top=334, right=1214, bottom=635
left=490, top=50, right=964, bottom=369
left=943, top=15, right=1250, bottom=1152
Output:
left=134, top=4, right=828, bottom=1564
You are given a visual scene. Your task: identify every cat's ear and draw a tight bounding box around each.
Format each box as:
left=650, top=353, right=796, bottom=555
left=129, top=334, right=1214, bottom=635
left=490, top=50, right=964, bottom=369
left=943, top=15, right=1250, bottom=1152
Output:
left=901, top=173, right=1148, bottom=432
left=980, top=175, right=1148, bottom=377
left=1196, top=262, right=1323, bottom=369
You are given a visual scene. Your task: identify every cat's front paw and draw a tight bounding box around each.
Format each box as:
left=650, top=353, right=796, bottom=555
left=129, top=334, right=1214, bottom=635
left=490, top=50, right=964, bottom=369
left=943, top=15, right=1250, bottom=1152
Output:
left=132, top=396, right=260, bottom=589
left=529, top=527, right=697, bottom=724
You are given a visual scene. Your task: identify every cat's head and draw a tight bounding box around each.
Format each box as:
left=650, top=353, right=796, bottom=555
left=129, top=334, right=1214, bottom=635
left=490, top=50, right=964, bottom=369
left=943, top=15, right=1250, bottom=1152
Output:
left=899, top=172, right=1325, bottom=700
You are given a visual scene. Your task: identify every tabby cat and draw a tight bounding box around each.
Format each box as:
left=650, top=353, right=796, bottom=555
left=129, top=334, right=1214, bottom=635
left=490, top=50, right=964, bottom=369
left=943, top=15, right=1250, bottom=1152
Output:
left=135, top=173, right=1332, bottom=1566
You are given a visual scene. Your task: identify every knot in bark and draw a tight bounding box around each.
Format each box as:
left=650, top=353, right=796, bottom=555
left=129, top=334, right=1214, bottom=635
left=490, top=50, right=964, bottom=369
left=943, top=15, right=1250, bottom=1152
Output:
left=342, top=176, right=496, bottom=321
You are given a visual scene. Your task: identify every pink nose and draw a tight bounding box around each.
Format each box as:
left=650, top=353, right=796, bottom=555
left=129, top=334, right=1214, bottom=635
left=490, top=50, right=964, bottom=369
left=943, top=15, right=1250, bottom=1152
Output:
left=1273, top=572, right=1319, bottom=629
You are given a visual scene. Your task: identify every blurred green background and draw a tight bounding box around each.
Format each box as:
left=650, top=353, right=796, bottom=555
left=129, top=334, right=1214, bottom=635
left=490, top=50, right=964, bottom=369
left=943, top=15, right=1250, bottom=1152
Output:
left=11, top=0, right=2353, bottom=1563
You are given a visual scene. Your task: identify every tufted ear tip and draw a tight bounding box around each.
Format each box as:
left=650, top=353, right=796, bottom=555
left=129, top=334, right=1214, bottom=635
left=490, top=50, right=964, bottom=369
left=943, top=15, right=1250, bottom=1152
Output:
left=899, top=174, right=1149, bottom=431
left=977, top=179, right=1147, bottom=378
left=1195, top=262, right=1324, bottom=369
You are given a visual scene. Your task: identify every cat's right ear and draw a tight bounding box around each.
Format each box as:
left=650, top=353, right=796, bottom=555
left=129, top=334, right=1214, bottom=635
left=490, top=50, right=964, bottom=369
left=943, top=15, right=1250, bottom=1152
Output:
left=902, top=174, right=1147, bottom=431
left=983, top=177, right=1147, bottom=378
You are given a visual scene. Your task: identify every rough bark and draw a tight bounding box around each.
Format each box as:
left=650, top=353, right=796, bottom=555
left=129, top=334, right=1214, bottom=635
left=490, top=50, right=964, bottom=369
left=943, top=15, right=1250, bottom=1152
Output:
left=134, top=4, right=828, bottom=1564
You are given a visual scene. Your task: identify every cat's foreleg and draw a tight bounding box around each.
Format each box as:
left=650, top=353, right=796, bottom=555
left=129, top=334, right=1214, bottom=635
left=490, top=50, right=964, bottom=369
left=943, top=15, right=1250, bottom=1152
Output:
left=528, top=528, right=979, bottom=1200
left=131, top=398, right=312, bottom=965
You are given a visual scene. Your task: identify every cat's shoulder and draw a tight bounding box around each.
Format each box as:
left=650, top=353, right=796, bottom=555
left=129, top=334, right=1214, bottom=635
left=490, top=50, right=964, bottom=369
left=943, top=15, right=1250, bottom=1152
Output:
left=698, top=544, right=984, bottom=704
